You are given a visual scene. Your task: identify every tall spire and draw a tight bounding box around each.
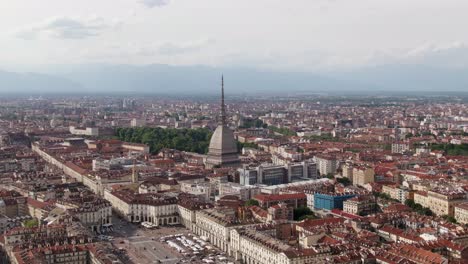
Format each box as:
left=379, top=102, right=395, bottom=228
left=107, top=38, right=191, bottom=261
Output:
left=221, top=75, right=226, bottom=126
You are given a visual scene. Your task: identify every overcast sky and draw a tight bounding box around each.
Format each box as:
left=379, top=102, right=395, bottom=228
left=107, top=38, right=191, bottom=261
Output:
left=1, top=0, right=467, bottom=72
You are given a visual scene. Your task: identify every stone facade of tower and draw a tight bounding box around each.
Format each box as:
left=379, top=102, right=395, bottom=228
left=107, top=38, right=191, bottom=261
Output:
left=205, top=76, right=240, bottom=169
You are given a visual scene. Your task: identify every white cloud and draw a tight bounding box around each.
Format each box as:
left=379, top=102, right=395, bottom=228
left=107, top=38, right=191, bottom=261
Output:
left=157, top=39, right=214, bottom=55
left=14, top=16, right=121, bottom=40
left=139, top=0, right=170, bottom=8
left=406, top=42, right=467, bottom=57
left=69, top=39, right=215, bottom=65
left=402, top=42, right=468, bottom=68
left=3, top=0, right=468, bottom=70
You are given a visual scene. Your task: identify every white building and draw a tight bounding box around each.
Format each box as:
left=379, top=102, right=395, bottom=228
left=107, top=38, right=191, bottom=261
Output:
left=131, top=118, right=146, bottom=127
left=392, top=143, right=410, bottom=154
left=230, top=228, right=324, bottom=264
left=104, top=189, right=179, bottom=226
left=69, top=126, right=99, bottom=136
left=180, top=182, right=213, bottom=201
left=314, top=155, right=338, bottom=176
left=218, top=183, right=261, bottom=201
left=193, top=208, right=242, bottom=253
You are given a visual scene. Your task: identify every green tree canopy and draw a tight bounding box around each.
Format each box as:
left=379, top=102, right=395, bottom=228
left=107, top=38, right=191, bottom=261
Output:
left=23, top=219, right=39, bottom=228
left=115, top=127, right=212, bottom=154
left=336, top=177, right=351, bottom=186
left=294, top=206, right=315, bottom=221
left=244, top=199, right=260, bottom=207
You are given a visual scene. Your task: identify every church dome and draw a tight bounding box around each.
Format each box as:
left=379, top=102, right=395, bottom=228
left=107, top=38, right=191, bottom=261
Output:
left=205, top=76, right=240, bottom=168
left=208, top=124, right=238, bottom=155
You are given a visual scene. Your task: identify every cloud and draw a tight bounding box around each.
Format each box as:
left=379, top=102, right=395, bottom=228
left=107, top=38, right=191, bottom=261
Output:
left=157, top=39, right=215, bottom=55
left=406, top=42, right=466, bottom=57
left=71, top=39, right=215, bottom=65
left=139, top=0, right=170, bottom=8
left=402, top=42, right=468, bottom=68
left=14, top=16, right=121, bottom=40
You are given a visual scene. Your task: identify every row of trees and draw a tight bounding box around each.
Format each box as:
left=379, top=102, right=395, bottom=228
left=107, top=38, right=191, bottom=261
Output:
left=336, top=177, right=351, bottom=186
left=293, top=206, right=317, bottom=221
left=239, top=118, right=267, bottom=129
left=404, top=199, right=433, bottom=216
left=237, top=142, right=258, bottom=150
left=23, top=219, right=39, bottom=228
left=430, top=143, right=468, bottom=156
left=116, top=127, right=212, bottom=154
left=268, top=126, right=296, bottom=136
left=305, top=133, right=338, bottom=141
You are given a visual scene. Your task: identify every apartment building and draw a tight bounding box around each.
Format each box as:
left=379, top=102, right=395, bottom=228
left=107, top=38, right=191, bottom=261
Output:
left=414, top=189, right=466, bottom=217
left=239, top=161, right=317, bottom=186
left=352, top=166, right=375, bottom=187
left=314, top=155, right=338, bottom=176
left=104, top=189, right=179, bottom=226
left=454, top=202, right=468, bottom=224
left=343, top=196, right=376, bottom=215
left=382, top=184, right=413, bottom=203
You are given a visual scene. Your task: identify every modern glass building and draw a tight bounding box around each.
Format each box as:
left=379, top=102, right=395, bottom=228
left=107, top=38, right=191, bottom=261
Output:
left=314, top=193, right=357, bottom=210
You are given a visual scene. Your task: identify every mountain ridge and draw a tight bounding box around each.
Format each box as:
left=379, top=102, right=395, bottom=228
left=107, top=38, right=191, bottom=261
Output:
left=0, top=64, right=467, bottom=95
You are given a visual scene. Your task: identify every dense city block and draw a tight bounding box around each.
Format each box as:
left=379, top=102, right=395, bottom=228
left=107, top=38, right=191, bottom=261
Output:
left=0, top=92, right=467, bottom=264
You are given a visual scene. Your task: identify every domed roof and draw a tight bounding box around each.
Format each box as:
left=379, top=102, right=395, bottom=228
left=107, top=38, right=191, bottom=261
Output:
left=208, top=125, right=238, bottom=155
left=205, top=76, right=240, bottom=168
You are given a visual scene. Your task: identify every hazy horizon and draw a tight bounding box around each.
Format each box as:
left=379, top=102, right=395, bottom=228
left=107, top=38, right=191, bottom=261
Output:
left=1, top=1, right=468, bottom=94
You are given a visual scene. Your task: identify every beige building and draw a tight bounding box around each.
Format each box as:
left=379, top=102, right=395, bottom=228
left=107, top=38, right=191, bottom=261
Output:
left=193, top=207, right=243, bottom=253
left=176, top=195, right=213, bottom=232
left=177, top=202, right=332, bottom=264
left=342, top=163, right=353, bottom=180
left=382, top=185, right=413, bottom=203
left=454, top=202, right=468, bottom=224
left=352, top=167, right=374, bottom=187
left=57, top=198, right=112, bottom=233
left=104, top=189, right=179, bottom=226
left=230, top=228, right=325, bottom=264
left=414, top=189, right=466, bottom=217
left=414, top=191, right=430, bottom=208
left=343, top=196, right=376, bottom=215
left=315, top=155, right=337, bottom=176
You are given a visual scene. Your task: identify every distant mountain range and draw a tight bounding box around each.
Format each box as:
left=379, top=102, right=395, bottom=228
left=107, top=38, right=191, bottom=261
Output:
left=0, top=64, right=467, bottom=95
left=0, top=70, right=82, bottom=94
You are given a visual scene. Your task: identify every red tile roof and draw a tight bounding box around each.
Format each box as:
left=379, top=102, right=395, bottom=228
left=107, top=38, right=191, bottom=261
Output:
left=254, top=193, right=306, bottom=202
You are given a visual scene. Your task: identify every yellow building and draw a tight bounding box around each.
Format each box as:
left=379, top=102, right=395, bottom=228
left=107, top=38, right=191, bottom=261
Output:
left=382, top=185, right=413, bottom=203
left=413, top=191, right=430, bottom=208
left=414, top=189, right=466, bottom=217
left=342, top=163, right=353, bottom=180
left=352, top=167, right=374, bottom=187
left=454, top=203, right=468, bottom=224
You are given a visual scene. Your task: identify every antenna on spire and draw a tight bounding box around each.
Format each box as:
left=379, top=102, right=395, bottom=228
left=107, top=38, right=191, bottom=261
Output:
left=221, top=75, right=226, bottom=126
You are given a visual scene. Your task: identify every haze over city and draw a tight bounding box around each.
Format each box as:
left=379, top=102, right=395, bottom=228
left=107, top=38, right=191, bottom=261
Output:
left=1, top=1, right=468, bottom=264
left=1, top=0, right=468, bottom=94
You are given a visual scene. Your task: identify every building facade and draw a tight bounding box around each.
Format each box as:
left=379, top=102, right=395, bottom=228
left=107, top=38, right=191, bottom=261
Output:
left=205, top=77, right=240, bottom=169
left=314, top=193, right=357, bottom=210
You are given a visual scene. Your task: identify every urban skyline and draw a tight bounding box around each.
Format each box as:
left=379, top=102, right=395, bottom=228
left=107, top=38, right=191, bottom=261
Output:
left=1, top=1, right=468, bottom=264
